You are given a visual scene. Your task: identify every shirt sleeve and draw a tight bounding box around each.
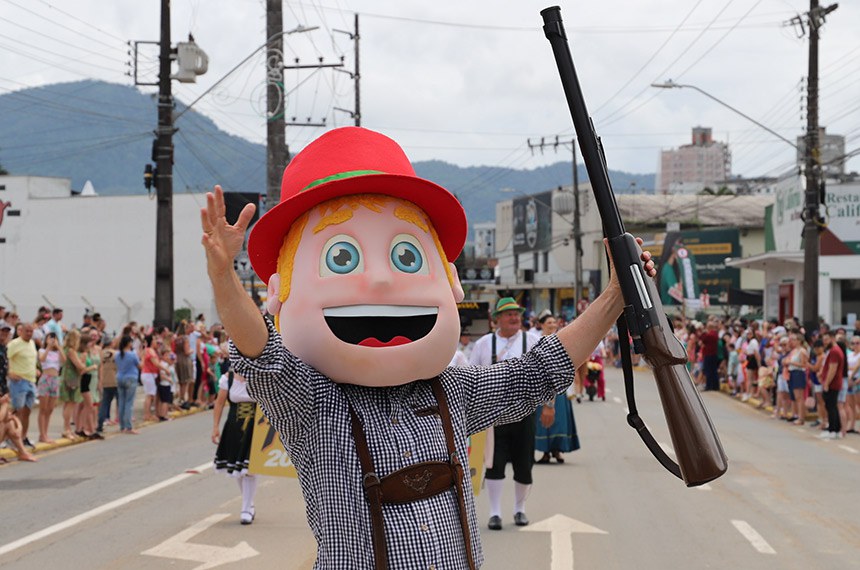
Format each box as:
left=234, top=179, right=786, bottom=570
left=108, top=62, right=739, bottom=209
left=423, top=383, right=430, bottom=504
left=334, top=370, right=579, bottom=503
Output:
left=228, top=317, right=318, bottom=447
left=452, top=334, right=575, bottom=436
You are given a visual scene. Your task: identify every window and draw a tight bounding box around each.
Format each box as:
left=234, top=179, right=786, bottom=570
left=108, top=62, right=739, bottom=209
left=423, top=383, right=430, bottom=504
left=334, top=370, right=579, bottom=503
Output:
left=833, top=278, right=860, bottom=326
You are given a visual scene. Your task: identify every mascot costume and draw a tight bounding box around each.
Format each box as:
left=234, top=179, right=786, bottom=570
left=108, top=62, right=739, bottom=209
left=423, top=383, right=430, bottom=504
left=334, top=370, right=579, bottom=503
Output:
left=201, top=126, right=656, bottom=569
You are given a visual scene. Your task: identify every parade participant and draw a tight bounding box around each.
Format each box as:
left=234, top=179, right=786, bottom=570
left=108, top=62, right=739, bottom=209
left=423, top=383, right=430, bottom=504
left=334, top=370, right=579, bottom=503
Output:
left=469, top=298, right=539, bottom=530
left=211, top=370, right=258, bottom=525
left=534, top=314, right=580, bottom=465
left=201, top=127, right=655, bottom=569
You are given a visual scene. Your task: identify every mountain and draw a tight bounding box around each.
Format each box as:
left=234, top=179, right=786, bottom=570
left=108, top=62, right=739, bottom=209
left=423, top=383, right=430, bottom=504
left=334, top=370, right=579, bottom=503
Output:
left=0, top=80, right=654, bottom=225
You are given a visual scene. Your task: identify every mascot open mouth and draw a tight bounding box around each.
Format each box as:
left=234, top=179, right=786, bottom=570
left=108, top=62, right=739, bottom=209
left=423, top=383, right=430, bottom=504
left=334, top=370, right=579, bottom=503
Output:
left=323, top=305, right=438, bottom=347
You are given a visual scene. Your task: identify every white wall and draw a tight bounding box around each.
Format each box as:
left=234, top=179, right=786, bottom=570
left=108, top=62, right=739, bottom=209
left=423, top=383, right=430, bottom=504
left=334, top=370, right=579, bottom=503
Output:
left=0, top=176, right=218, bottom=333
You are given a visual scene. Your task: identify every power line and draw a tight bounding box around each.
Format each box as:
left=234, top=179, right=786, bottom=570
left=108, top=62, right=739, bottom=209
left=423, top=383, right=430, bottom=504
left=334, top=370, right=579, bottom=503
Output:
left=0, top=0, right=127, bottom=53
left=593, top=0, right=705, bottom=115
left=599, top=0, right=738, bottom=125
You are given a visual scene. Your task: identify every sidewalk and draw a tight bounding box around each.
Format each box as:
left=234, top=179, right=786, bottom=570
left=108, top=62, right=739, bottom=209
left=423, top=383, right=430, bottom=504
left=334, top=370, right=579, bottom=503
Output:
left=1, top=387, right=209, bottom=462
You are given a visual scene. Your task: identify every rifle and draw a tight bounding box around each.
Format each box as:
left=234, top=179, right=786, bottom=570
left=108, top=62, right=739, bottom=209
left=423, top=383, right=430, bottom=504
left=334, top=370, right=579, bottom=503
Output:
left=541, top=6, right=728, bottom=487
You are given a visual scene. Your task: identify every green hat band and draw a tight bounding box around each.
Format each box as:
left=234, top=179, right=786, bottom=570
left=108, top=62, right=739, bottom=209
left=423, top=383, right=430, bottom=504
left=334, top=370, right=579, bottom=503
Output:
left=302, top=170, right=385, bottom=192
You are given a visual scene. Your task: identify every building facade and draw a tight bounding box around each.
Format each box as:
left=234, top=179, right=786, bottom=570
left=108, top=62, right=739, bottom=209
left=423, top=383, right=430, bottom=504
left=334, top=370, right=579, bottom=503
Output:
left=658, top=127, right=731, bottom=194
left=488, top=186, right=769, bottom=321
left=0, top=175, right=258, bottom=331
left=727, top=175, right=860, bottom=328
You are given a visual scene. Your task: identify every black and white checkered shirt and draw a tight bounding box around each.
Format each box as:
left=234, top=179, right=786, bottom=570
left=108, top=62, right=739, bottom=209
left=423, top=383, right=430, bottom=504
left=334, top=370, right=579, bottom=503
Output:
left=230, top=319, right=574, bottom=569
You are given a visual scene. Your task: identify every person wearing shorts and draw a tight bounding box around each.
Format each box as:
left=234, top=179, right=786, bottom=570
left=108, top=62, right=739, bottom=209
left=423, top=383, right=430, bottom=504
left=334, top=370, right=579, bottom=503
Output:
left=7, top=323, right=39, bottom=447
left=36, top=332, right=64, bottom=443
left=140, top=335, right=161, bottom=422
left=155, top=346, right=174, bottom=420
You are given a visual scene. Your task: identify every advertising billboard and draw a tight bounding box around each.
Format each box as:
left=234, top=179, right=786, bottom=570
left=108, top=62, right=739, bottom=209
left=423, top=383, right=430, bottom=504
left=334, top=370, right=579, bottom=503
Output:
left=651, top=228, right=741, bottom=306
left=512, top=191, right=553, bottom=254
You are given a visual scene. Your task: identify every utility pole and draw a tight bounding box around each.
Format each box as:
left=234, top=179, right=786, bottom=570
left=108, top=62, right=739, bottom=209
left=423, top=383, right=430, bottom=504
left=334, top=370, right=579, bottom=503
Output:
left=527, top=136, right=583, bottom=316
left=266, top=0, right=287, bottom=209
left=799, top=0, right=838, bottom=335
left=154, top=0, right=175, bottom=329
left=136, top=2, right=207, bottom=329
left=354, top=14, right=360, bottom=127
left=571, top=142, right=582, bottom=311
left=334, top=14, right=361, bottom=126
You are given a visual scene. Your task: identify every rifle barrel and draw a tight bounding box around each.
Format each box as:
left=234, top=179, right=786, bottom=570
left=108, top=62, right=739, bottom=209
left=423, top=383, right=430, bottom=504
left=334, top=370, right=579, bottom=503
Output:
left=541, top=6, right=624, bottom=239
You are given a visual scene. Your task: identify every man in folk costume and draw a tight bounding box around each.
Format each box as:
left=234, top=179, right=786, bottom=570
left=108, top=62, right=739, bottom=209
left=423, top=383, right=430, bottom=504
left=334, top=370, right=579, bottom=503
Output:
left=200, top=126, right=656, bottom=569
left=468, top=297, right=539, bottom=530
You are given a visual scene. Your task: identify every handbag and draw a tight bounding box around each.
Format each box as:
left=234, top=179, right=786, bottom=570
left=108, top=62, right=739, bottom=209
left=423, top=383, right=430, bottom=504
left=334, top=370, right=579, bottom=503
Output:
left=804, top=395, right=815, bottom=411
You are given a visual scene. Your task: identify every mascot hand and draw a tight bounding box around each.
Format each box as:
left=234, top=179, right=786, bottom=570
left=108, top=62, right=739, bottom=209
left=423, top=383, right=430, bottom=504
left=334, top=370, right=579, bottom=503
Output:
left=201, top=185, right=256, bottom=278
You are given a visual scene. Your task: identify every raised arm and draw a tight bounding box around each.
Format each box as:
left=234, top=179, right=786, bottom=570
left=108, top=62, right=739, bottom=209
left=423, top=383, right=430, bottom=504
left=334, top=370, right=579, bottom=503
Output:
left=200, top=185, right=267, bottom=357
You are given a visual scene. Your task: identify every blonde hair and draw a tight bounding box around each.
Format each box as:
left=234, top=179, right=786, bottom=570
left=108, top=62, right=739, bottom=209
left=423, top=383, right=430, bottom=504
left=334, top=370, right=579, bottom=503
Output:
left=63, top=329, right=81, bottom=353
left=276, top=194, right=454, bottom=307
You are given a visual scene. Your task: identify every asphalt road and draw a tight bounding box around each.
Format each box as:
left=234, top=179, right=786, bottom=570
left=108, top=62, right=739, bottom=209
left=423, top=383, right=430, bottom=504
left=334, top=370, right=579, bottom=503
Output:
left=1, top=367, right=858, bottom=569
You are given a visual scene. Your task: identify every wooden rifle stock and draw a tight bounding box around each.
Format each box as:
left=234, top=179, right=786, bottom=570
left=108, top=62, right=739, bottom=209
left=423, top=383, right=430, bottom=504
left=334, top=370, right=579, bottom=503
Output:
left=541, top=6, right=727, bottom=486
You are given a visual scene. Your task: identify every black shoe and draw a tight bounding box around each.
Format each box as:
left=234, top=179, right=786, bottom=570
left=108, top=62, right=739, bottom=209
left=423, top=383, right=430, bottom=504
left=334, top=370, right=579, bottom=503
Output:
left=88, top=432, right=104, bottom=440
left=514, top=512, right=529, bottom=526
left=23, top=437, right=35, bottom=449
left=487, top=515, right=502, bottom=531
left=535, top=453, right=550, bottom=464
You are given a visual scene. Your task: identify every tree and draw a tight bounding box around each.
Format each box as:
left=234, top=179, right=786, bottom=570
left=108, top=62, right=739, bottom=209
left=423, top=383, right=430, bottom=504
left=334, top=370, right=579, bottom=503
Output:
left=699, top=185, right=734, bottom=196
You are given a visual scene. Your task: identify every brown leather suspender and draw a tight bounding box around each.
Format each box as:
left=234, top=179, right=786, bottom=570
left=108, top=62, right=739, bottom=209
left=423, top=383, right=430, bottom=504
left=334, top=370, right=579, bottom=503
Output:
left=348, top=407, right=389, bottom=570
left=430, top=378, right=476, bottom=570
left=347, top=378, right=476, bottom=570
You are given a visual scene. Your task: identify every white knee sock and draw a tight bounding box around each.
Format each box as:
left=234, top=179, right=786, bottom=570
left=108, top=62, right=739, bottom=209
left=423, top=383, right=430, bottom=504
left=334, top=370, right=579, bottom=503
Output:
left=485, top=479, right=504, bottom=518
left=241, top=475, right=258, bottom=513
left=514, top=482, right=531, bottom=514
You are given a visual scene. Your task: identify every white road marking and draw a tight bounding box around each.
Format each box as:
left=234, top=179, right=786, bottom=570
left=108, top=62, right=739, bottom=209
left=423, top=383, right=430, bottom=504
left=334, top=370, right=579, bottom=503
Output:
left=612, top=397, right=622, bottom=404
left=521, top=514, right=608, bottom=570
left=837, top=444, right=858, bottom=454
left=605, top=388, right=613, bottom=394
left=731, top=520, right=776, bottom=554
left=0, top=462, right=213, bottom=557
left=623, top=407, right=629, bottom=414
left=142, top=513, right=259, bottom=569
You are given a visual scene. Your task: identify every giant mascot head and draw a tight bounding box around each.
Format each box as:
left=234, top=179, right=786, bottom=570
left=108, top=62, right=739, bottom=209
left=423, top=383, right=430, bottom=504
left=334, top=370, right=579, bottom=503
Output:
left=248, top=127, right=467, bottom=386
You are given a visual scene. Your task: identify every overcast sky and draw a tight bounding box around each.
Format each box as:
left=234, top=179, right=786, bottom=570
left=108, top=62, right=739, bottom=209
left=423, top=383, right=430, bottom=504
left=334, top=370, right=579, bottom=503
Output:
left=2, top=0, right=857, bottom=179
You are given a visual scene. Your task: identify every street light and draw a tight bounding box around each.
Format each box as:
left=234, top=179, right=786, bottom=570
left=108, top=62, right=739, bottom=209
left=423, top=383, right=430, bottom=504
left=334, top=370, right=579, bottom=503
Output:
left=653, top=79, right=821, bottom=332
left=651, top=80, right=797, bottom=149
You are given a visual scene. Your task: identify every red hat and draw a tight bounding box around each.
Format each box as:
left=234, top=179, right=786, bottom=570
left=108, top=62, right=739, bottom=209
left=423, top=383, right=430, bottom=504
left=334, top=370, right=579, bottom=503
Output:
left=248, top=127, right=467, bottom=280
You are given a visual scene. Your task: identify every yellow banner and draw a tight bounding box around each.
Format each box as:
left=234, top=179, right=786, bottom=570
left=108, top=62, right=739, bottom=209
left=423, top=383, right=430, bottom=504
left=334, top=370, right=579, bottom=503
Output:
left=248, top=408, right=297, bottom=477
left=467, top=431, right=486, bottom=496
left=249, top=408, right=487, bottom=497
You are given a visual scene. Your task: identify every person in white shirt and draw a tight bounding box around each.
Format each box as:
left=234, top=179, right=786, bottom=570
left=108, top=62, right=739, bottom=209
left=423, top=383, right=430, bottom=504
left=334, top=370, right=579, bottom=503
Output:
left=469, top=297, right=540, bottom=531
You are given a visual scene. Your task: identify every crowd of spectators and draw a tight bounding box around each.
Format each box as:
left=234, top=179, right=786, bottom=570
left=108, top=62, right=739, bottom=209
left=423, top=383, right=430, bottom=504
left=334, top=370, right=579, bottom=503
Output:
left=511, top=308, right=859, bottom=442
left=670, top=314, right=859, bottom=439
left=0, top=305, right=231, bottom=462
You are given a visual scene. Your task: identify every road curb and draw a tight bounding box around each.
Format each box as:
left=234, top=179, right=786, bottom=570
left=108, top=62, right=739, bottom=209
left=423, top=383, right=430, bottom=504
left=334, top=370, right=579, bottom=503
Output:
left=0, top=404, right=210, bottom=462
left=718, top=383, right=818, bottom=421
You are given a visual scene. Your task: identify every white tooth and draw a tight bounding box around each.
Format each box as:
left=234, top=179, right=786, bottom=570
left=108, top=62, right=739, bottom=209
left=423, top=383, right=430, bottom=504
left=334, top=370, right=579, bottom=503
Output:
left=323, top=305, right=438, bottom=318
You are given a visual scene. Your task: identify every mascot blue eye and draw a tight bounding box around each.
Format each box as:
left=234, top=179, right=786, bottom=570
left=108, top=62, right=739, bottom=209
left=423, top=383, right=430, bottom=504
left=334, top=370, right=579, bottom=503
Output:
left=326, top=242, right=360, bottom=274
left=391, top=241, right=423, bottom=273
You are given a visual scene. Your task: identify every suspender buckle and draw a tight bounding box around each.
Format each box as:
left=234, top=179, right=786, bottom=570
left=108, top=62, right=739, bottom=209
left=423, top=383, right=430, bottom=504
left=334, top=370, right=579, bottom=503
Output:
left=363, top=472, right=381, bottom=488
